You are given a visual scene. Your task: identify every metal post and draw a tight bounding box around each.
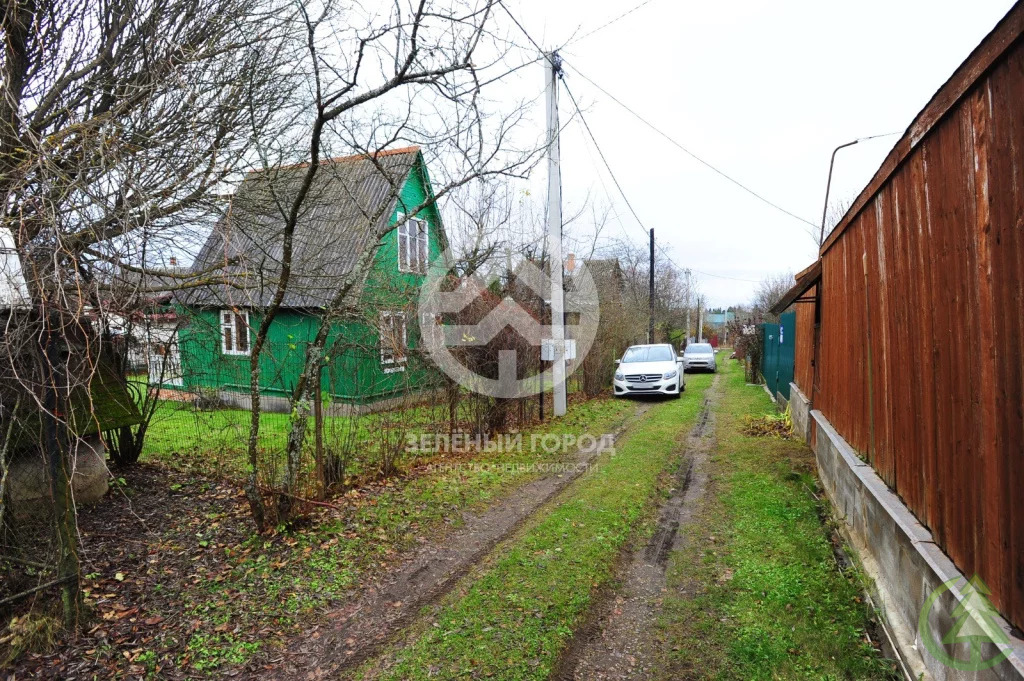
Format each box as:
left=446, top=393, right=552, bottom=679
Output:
left=819, top=140, right=859, bottom=245
left=545, top=51, right=567, bottom=417
left=648, top=228, right=655, bottom=343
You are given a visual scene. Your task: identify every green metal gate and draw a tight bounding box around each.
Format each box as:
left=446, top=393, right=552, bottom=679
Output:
left=760, top=311, right=795, bottom=401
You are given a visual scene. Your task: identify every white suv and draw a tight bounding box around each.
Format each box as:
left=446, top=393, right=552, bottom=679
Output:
left=613, top=344, right=685, bottom=399
left=682, top=342, right=717, bottom=373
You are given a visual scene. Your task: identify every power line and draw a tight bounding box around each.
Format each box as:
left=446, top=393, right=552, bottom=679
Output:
left=500, top=1, right=761, bottom=285
left=498, top=1, right=547, bottom=58
left=561, top=59, right=823, bottom=230
left=562, top=78, right=761, bottom=284
left=568, top=0, right=660, bottom=45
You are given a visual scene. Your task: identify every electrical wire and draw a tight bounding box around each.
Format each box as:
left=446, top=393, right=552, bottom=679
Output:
left=500, top=0, right=763, bottom=285
left=498, top=1, right=547, bottom=57
left=567, top=0, right=660, bottom=45
left=561, top=59, right=823, bottom=230
left=561, top=78, right=762, bottom=284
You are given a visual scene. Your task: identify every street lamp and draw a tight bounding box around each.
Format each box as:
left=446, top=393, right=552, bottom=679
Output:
left=819, top=140, right=859, bottom=246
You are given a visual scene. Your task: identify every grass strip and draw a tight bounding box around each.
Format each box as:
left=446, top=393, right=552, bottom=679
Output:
left=656, top=358, right=898, bottom=680
left=140, top=379, right=592, bottom=480
left=169, top=397, right=636, bottom=672
left=370, top=372, right=715, bottom=680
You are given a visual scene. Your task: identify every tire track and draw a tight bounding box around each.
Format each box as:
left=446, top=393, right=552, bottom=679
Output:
left=266, top=402, right=653, bottom=680
left=554, top=373, right=721, bottom=680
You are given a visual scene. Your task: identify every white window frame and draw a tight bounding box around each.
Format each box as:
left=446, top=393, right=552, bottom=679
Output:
left=396, top=212, right=429, bottom=275
left=379, top=311, right=408, bottom=373
left=220, top=309, right=251, bottom=356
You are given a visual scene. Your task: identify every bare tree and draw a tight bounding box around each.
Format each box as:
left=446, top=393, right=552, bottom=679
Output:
left=751, top=272, right=795, bottom=324
left=607, top=236, right=695, bottom=343
left=818, top=196, right=854, bottom=246
left=0, top=0, right=288, bottom=626
left=175, top=0, right=547, bottom=529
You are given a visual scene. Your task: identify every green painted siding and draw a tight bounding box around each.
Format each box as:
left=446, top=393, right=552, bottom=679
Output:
left=176, top=153, right=445, bottom=405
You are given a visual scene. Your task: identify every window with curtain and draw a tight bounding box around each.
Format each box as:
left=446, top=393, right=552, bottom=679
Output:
left=380, top=311, right=407, bottom=372
left=397, top=214, right=429, bottom=274
left=220, top=309, right=250, bottom=355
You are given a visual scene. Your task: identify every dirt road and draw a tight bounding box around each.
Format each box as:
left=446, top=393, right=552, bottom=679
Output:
left=555, top=373, right=720, bottom=680
left=272, top=403, right=651, bottom=679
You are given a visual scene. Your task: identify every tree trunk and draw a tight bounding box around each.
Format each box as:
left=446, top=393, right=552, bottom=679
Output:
left=313, top=382, right=324, bottom=500
left=277, top=341, right=323, bottom=522
left=42, top=318, right=82, bottom=628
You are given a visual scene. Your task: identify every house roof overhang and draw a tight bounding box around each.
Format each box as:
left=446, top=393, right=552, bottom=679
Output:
left=770, top=260, right=821, bottom=315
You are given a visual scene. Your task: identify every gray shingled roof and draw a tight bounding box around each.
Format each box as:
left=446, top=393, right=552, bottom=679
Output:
left=183, top=147, right=421, bottom=309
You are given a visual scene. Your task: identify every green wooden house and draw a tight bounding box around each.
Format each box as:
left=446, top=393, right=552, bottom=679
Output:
left=171, top=146, right=445, bottom=412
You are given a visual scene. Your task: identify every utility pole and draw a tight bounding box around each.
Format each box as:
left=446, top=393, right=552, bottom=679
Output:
left=648, top=228, right=655, bottom=343
left=545, top=51, right=567, bottom=417
left=697, top=295, right=704, bottom=342
left=684, top=269, right=692, bottom=344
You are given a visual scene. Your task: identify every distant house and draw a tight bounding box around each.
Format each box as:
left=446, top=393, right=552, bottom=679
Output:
left=575, top=257, right=625, bottom=308
left=704, top=309, right=736, bottom=326
left=171, top=146, right=445, bottom=412
left=0, top=227, right=28, bottom=307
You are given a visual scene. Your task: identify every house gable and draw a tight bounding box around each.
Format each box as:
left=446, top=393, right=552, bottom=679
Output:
left=172, top=148, right=446, bottom=405
left=363, top=151, right=445, bottom=307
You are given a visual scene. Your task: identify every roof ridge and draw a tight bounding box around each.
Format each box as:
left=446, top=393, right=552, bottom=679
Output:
left=247, top=146, right=421, bottom=174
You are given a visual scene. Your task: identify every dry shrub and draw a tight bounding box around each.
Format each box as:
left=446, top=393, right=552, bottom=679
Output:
left=1, top=613, right=62, bottom=666
left=741, top=409, right=794, bottom=439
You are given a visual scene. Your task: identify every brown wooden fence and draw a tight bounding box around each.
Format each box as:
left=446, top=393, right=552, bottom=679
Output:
left=793, top=284, right=815, bottom=396
left=793, top=3, right=1024, bottom=630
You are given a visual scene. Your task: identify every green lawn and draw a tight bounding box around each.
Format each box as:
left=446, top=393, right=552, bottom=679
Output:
left=364, top=372, right=715, bottom=680
left=153, top=396, right=638, bottom=673
left=141, top=398, right=363, bottom=478
left=140, top=392, right=551, bottom=481
left=655, top=358, right=899, bottom=680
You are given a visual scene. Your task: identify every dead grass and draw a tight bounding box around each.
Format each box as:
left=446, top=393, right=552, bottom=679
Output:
left=740, top=407, right=793, bottom=439
left=0, top=613, right=62, bottom=667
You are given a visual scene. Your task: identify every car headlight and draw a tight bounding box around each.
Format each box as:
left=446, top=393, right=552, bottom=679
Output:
left=614, top=371, right=624, bottom=381
left=663, top=369, right=677, bottom=379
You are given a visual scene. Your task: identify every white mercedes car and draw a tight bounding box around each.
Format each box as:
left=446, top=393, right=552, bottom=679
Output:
left=613, top=344, right=685, bottom=399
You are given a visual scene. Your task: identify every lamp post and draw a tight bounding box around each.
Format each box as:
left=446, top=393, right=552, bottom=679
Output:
left=819, top=140, right=859, bottom=246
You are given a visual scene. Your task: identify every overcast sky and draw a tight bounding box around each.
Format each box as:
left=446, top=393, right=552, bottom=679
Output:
left=499, top=0, right=1016, bottom=307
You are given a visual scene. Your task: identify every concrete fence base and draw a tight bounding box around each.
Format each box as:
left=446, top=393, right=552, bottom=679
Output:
left=811, top=409, right=1024, bottom=681
left=788, top=382, right=812, bottom=444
